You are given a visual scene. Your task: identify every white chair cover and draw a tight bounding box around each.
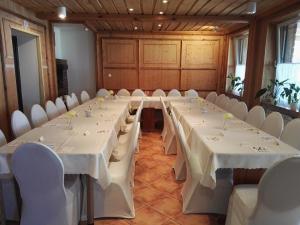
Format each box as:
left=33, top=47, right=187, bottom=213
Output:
left=215, top=94, right=226, bottom=107
left=176, top=119, right=233, bottom=214
left=0, top=129, right=6, bottom=147
left=231, top=102, right=248, bottom=121
left=31, top=104, right=48, bottom=128
left=261, top=112, right=283, bottom=138
left=66, top=95, right=76, bottom=110
left=45, top=101, right=60, bottom=120
left=12, top=143, right=81, bottom=225
left=71, top=93, right=79, bottom=106
left=80, top=90, right=90, bottom=103
left=245, top=106, right=266, bottom=128
left=132, top=89, right=146, bottom=96
left=11, top=110, right=31, bottom=138
left=221, top=96, right=231, bottom=110
left=55, top=97, right=67, bottom=115
left=170, top=111, right=186, bottom=181
left=185, top=89, right=199, bottom=97
left=281, top=118, right=300, bottom=150
left=117, top=89, right=130, bottom=97
left=206, top=92, right=217, bottom=103
left=152, top=89, right=166, bottom=97
left=161, top=99, right=176, bottom=155
left=168, top=89, right=181, bottom=97
left=228, top=98, right=239, bottom=113
left=225, top=157, right=300, bottom=225
left=97, top=88, right=110, bottom=97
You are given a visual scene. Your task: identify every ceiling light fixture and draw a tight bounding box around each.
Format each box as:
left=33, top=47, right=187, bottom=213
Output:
left=159, top=11, right=164, bottom=15
left=162, top=0, right=168, bottom=3
left=246, top=1, right=256, bottom=14
left=85, top=27, right=89, bottom=31
left=158, top=24, right=162, bottom=27
left=57, top=6, right=67, bottom=19
left=129, top=8, right=134, bottom=12
left=134, top=26, right=138, bottom=30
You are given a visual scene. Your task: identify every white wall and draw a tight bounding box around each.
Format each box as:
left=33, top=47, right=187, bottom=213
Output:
left=15, top=31, right=40, bottom=118
left=54, top=24, right=96, bottom=98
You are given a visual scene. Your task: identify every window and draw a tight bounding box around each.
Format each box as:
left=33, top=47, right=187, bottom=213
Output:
left=276, top=20, right=300, bottom=105
left=234, top=36, right=248, bottom=82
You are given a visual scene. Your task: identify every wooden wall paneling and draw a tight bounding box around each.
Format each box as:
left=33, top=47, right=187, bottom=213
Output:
left=217, top=36, right=228, bottom=94
left=181, top=40, right=219, bottom=69
left=139, top=69, right=180, bottom=90
left=181, top=70, right=217, bottom=91
left=102, top=39, right=137, bottom=68
left=139, top=40, right=181, bottom=69
left=103, top=68, right=138, bottom=90
left=96, top=34, right=103, bottom=88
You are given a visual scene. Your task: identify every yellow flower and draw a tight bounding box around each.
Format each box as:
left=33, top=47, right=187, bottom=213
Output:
left=66, top=110, right=77, bottom=118
left=97, top=97, right=104, bottom=102
left=109, top=90, right=114, bottom=95
left=223, top=113, right=233, bottom=120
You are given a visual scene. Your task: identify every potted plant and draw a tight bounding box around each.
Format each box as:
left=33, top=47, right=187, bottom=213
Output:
left=280, top=83, right=300, bottom=111
left=227, top=73, right=243, bottom=94
left=237, top=79, right=245, bottom=96
left=255, top=79, right=288, bottom=105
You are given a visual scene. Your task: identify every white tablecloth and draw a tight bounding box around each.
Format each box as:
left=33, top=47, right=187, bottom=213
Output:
left=171, top=99, right=300, bottom=189
left=0, top=99, right=130, bottom=189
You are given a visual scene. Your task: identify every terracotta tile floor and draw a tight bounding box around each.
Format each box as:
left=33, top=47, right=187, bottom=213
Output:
left=8, top=132, right=225, bottom=225
left=94, top=132, right=225, bottom=225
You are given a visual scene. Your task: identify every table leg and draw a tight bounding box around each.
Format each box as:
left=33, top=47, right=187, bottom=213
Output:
left=86, top=175, right=94, bottom=225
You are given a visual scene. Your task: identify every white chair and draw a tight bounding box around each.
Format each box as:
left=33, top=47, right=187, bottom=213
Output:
left=215, top=94, right=226, bottom=107
left=227, top=98, right=239, bottom=113
left=0, top=129, right=6, bottom=147
left=206, top=92, right=217, bottom=103
left=261, top=112, right=283, bottom=138
left=168, top=89, right=181, bottom=97
left=185, top=89, right=199, bottom=97
left=161, top=99, right=176, bottom=155
left=281, top=119, right=300, bottom=150
left=175, top=118, right=232, bottom=214
left=225, top=157, right=300, bottom=225
left=66, top=95, right=76, bottom=110
left=12, top=143, right=81, bottom=225
left=80, top=90, right=90, bottom=103
left=71, top=93, right=79, bottom=107
left=245, top=106, right=266, bottom=128
left=231, top=101, right=248, bottom=120
left=11, top=110, right=31, bottom=138
left=0, top=130, right=19, bottom=221
left=132, top=89, right=146, bottom=96
left=170, top=111, right=186, bottom=181
left=90, top=109, right=140, bottom=218
left=45, top=101, right=60, bottom=120
left=97, top=88, right=110, bottom=97
left=152, top=89, right=166, bottom=97
left=31, top=104, right=48, bottom=128
left=117, top=89, right=130, bottom=97
left=55, top=97, right=67, bottom=115
left=221, top=96, right=231, bottom=110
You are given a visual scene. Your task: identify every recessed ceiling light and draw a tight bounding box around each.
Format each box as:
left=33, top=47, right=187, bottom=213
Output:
left=158, top=24, right=162, bottom=27
left=129, top=8, right=134, bottom=12
left=134, top=26, right=138, bottom=30
left=85, top=27, right=89, bottom=31
left=57, top=6, right=67, bottom=19
left=245, top=1, right=256, bottom=14
left=159, top=11, right=164, bottom=15
left=162, top=0, right=168, bottom=3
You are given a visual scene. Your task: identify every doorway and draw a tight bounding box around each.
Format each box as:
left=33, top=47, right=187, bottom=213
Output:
left=11, top=29, right=41, bottom=118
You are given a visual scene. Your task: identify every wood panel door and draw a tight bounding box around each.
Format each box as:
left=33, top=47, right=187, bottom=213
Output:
left=139, top=40, right=181, bottom=69
left=103, top=68, right=138, bottom=90
left=181, top=70, right=217, bottom=91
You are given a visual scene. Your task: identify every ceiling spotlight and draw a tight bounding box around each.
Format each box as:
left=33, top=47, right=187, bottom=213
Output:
left=159, top=11, right=164, bottom=15
left=129, top=8, right=134, bottom=12
left=158, top=24, right=162, bottom=27
left=85, top=27, right=89, bottom=31
left=134, top=26, right=138, bottom=30
left=162, top=0, right=168, bottom=3
left=246, top=1, right=256, bottom=14
left=57, top=6, right=67, bottom=19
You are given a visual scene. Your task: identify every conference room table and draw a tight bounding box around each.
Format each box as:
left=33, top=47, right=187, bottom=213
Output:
left=170, top=99, right=300, bottom=189
left=0, top=95, right=299, bottom=224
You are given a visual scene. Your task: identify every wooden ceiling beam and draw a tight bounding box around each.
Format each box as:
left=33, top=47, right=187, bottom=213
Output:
left=37, top=13, right=252, bottom=24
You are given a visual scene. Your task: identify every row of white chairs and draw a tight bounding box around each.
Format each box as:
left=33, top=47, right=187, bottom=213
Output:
left=97, top=88, right=199, bottom=97
left=206, top=91, right=300, bottom=150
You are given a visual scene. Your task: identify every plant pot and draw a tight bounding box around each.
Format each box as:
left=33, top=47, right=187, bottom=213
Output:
left=290, top=103, right=298, bottom=111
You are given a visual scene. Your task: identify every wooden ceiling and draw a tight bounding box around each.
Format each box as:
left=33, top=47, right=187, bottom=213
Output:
left=12, top=0, right=289, bottom=33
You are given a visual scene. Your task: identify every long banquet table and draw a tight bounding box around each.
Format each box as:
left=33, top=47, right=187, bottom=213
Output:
left=0, top=95, right=299, bottom=224
left=170, top=99, right=300, bottom=189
